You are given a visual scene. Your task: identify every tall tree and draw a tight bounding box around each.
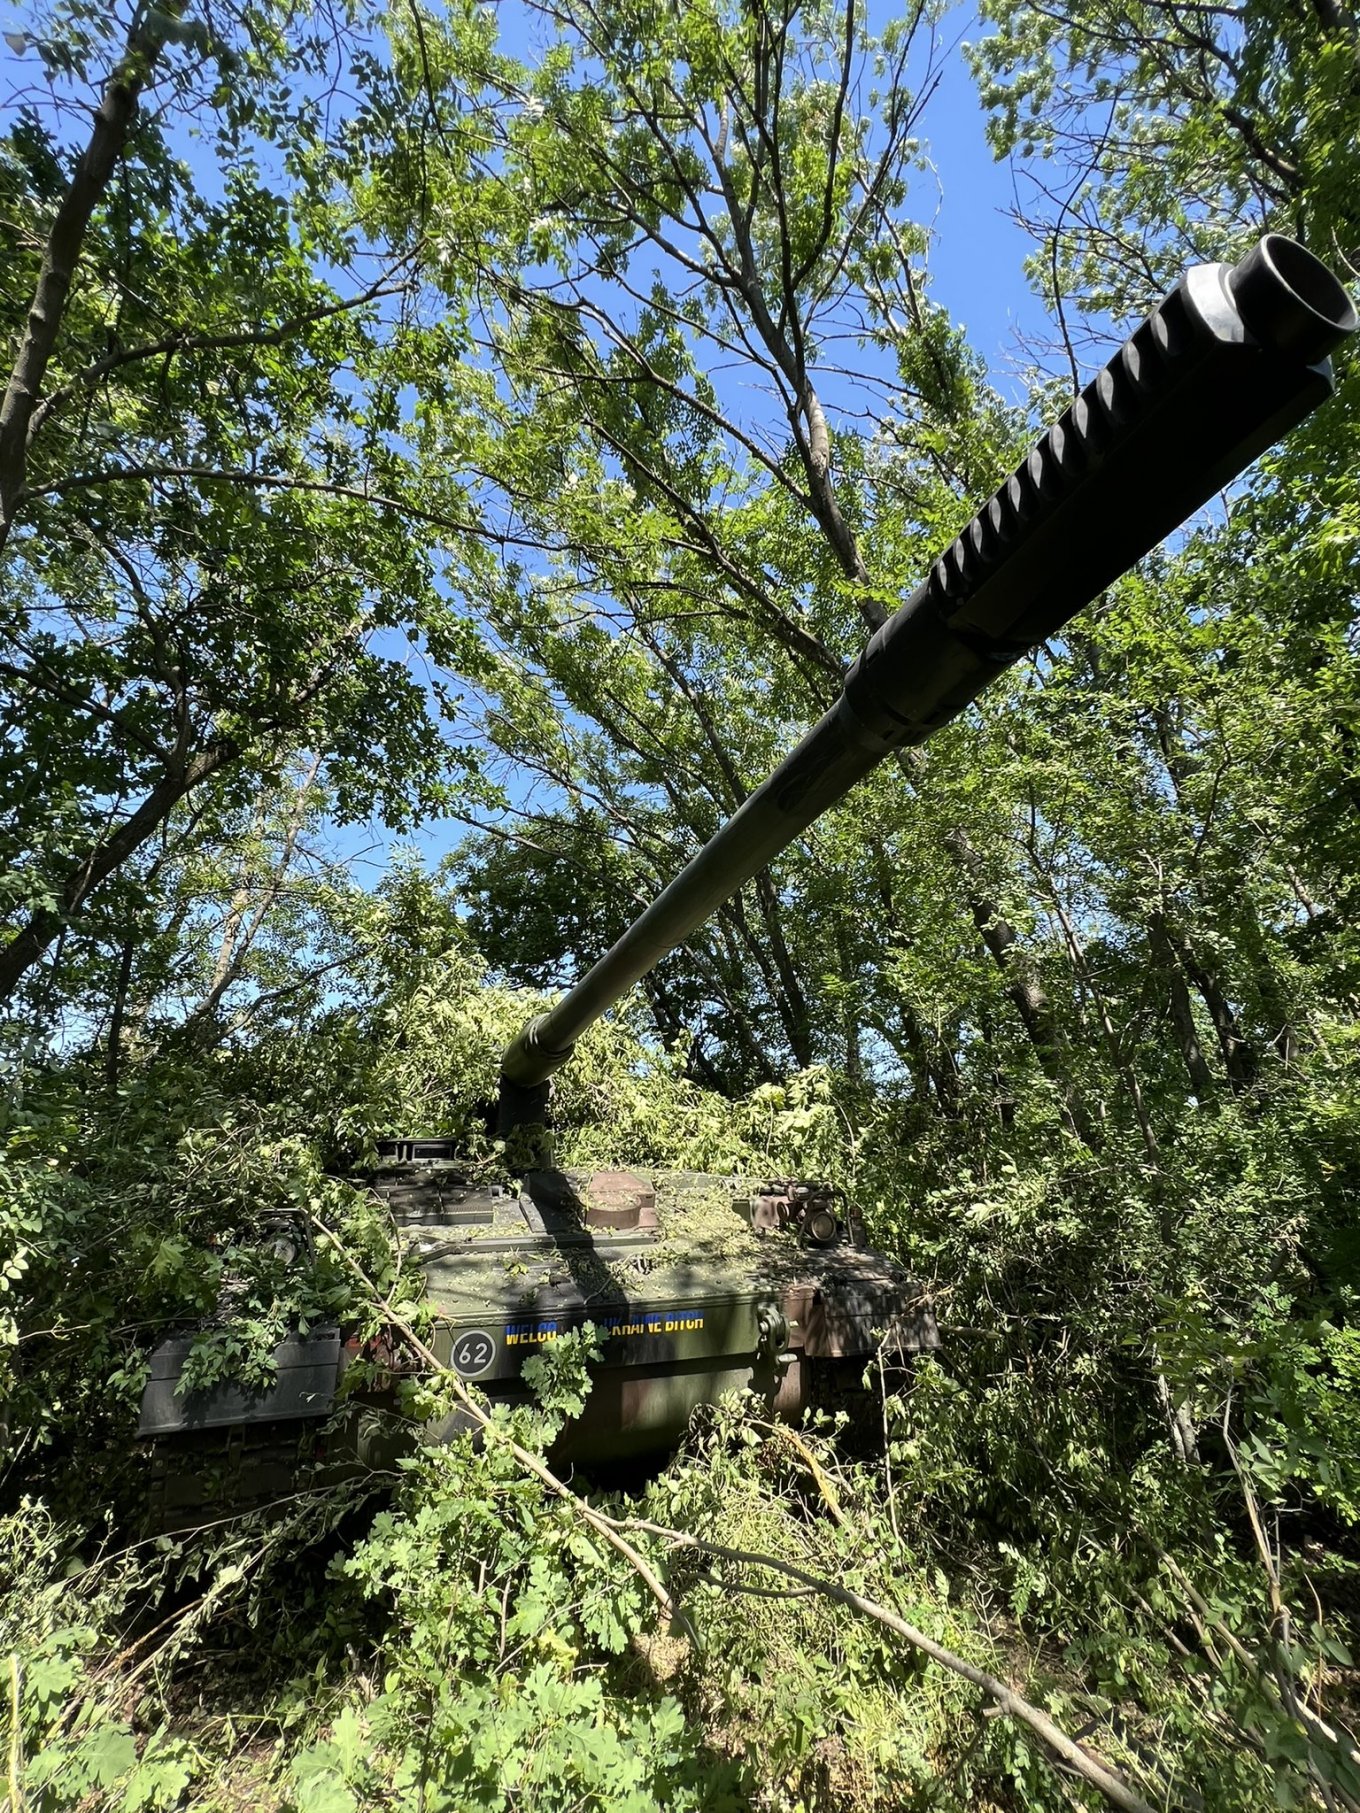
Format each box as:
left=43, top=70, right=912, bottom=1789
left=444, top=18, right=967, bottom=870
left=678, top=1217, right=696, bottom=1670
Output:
left=355, top=0, right=1109, bottom=1122
left=0, top=1, right=496, bottom=1020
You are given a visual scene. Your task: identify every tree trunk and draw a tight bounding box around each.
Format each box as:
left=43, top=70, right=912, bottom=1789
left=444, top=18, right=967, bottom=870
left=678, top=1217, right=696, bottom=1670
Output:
left=642, top=975, right=726, bottom=1091
left=709, top=892, right=807, bottom=1069
left=1051, top=891, right=1159, bottom=1162
left=945, top=826, right=1096, bottom=1147
left=834, top=922, right=862, bottom=1083
left=0, top=16, right=168, bottom=542
left=0, top=744, right=232, bottom=1006
left=104, top=934, right=136, bottom=1091
left=1148, top=913, right=1219, bottom=1104
left=1159, top=913, right=1258, bottom=1092
left=1235, top=894, right=1303, bottom=1067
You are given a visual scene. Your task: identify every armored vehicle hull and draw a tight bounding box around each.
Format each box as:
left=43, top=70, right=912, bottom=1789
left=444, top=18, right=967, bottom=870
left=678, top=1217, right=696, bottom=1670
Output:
left=138, top=1155, right=937, bottom=1523
left=365, top=1158, right=937, bottom=1461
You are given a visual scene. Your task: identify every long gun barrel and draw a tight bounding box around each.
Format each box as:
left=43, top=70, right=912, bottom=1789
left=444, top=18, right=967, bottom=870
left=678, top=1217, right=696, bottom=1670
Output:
left=500, top=235, right=1355, bottom=1117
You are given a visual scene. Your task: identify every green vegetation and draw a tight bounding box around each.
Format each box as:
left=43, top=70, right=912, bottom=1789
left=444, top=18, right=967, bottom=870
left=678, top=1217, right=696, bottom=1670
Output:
left=3, top=0, right=1360, bottom=1807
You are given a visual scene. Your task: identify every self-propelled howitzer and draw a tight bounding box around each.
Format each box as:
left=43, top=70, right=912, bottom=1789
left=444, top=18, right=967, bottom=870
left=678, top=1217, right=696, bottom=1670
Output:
left=139, top=237, right=1354, bottom=1516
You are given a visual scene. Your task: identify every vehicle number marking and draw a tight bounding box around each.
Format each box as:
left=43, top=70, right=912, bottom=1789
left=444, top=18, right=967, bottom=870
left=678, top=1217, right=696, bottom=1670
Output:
left=450, top=1328, right=497, bottom=1379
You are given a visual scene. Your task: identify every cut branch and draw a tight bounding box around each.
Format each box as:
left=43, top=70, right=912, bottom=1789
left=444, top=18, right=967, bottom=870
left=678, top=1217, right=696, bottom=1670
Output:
left=313, top=1216, right=1159, bottom=1813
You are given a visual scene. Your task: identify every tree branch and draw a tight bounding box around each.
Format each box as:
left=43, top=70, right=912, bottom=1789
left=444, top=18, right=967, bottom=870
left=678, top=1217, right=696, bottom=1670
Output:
left=313, top=1215, right=1160, bottom=1813
left=24, top=463, right=478, bottom=538
left=26, top=278, right=412, bottom=443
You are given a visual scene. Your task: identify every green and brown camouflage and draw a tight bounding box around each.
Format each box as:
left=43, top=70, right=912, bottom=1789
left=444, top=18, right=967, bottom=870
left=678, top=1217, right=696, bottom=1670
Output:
left=372, top=1158, right=935, bottom=1458
left=140, top=1154, right=936, bottom=1521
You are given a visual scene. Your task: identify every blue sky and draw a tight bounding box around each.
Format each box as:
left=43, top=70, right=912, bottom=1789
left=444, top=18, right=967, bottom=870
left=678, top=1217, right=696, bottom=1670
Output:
left=921, top=23, right=1048, bottom=393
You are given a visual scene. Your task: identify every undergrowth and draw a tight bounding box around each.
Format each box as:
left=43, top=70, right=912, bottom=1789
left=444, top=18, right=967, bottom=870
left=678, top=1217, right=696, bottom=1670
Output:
left=2, top=956, right=1359, bottom=1808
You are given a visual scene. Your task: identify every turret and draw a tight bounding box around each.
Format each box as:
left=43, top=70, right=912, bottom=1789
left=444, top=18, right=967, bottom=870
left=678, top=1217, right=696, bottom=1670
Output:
left=499, top=235, right=1355, bottom=1131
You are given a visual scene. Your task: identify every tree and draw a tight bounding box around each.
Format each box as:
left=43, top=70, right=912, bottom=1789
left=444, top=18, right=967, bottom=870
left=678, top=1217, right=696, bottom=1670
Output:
left=971, top=0, right=1360, bottom=336
left=0, top=0, right=496, bottom=1022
